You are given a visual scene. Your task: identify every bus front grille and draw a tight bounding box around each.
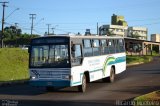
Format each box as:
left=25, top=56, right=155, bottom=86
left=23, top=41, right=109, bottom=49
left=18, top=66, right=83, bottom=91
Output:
left=30, top=68, right=70, bottom=80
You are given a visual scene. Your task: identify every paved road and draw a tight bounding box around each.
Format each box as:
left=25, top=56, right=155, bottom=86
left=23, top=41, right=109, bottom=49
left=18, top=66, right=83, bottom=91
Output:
left=0, top=57, right=160, bottom=106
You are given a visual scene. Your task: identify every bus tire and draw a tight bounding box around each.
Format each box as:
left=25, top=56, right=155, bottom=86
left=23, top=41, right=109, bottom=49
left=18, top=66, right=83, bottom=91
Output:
left=78, top=75, right=87, bottom=93
left=46, top=87, right=55, bottom=92
left=103, top=67, right=115, bottom=83
left=109, top=67, right=115, bottom=83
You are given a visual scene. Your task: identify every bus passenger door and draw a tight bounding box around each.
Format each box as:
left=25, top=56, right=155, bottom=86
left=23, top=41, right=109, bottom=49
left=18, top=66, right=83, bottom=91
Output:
left=71, top=44, right=83, bottom=86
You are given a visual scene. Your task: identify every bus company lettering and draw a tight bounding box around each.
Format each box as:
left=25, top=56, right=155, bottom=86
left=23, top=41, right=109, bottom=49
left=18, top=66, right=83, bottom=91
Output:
left=88, top=59, right=100, bottom=66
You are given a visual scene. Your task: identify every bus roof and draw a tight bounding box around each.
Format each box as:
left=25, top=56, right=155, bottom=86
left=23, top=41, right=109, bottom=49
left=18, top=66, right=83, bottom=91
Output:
left=33, top=35, right=124, bottom=40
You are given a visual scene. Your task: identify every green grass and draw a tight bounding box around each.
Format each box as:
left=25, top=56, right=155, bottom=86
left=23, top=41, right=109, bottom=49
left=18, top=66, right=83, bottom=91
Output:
left=152, top=51, right=160, bottom=56
left=0, top=48, right=29, bottom=82
left=126, top=55, right=152, bottom=64
left=134, top=90, right=160, bottom=106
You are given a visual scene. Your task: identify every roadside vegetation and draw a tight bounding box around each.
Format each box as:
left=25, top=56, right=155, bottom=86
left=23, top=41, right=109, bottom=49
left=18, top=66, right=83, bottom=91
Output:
left=126, top=55, right=152, bottom=64
left=134, top=90, right=160, bottom=106
left=126, top=50, right=159, bottom=64
left=0, top=48, right=29, bottom=82
left=152, top=51, right=160, bottom=56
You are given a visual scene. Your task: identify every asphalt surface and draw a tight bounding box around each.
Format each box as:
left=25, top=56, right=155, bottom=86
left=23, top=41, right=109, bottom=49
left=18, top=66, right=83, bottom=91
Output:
left=0, top=56, right=160, bottom=106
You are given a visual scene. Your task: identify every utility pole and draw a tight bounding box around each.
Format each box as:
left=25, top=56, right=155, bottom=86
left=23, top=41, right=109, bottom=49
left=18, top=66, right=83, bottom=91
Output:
left=46, top=24, right=51, bottom=35
left=0, top=1, right=9, bottom=48
left=29, top=14, right=36, bottom=36
left=14, top=23, right=18, bottom=46
left=97, top=22, right=99, bottom=35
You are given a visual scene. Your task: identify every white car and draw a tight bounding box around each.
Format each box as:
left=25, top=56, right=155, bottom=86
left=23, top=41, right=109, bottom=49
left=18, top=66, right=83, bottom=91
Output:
left=22, top=45, right=29, bottom=50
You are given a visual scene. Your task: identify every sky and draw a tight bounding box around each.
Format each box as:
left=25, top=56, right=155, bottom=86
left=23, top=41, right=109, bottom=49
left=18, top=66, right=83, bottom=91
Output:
left=0, top=0, right=160, bottom=39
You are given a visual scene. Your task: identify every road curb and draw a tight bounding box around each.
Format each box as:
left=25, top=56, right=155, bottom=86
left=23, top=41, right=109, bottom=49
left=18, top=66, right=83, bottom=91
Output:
left=0, top=79, right=29, bottom=87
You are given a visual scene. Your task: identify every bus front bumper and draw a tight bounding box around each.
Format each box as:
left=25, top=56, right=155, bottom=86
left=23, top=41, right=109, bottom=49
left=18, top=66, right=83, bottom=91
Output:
left=29, top=80, right=71, bottom=87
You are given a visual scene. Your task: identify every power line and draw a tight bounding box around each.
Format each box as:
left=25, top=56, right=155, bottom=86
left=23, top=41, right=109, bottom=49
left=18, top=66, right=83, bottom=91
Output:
left=133, top=21, right=160, bottom=27
left=51, top=25, right=58, bottom=35
left=33, top=29, right=44, bottom=35
left=127, top=17, right=160, bottom=22
left=34, top=18, right=44, bottom=27
left=3, top=19, right=160, bottom=26
left=56, top=28, right=76, bottom=34
left=5, top=8, right=19, bottom=20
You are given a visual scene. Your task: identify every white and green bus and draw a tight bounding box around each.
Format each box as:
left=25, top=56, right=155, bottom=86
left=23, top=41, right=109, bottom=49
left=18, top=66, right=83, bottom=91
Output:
left=29, top=35, right=126, bottom=92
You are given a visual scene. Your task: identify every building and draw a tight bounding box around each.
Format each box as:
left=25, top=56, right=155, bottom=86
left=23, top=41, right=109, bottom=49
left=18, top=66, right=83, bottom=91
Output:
left=151, top=34, right=160, bottom=42
left=125, top=37, right=160, bottom=55
left=99, top=25, right=148, bottom=40
left=99, top=24, right=128, bottom=37
left=99, top=14, right=148, bottom=40
left=128, top=27, right=148, bottom=40
left=111, top=14, right=128, bottom=26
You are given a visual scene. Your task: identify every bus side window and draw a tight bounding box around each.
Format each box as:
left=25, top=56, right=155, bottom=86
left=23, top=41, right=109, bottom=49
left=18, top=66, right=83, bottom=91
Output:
left=93, top=39, right=100, bottom=56
left=108, top=39, right=115, bottom=54
left=101, top=39, right=109, bottom=55
left=83, top=39, right=93, bottom=57
left=115, top=39, right=119, bottom=53
left=119, top=39, right=125, bottom=52
left=71, top=44, right=82, bottom=66
left=105, top=39, right=109, bottom=54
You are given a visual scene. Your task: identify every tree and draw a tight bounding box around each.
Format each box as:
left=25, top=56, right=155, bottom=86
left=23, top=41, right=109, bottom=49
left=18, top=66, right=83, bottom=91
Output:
left=3, top=25, right=40, bottom=47
left=4, top=25, right=22, bottom=39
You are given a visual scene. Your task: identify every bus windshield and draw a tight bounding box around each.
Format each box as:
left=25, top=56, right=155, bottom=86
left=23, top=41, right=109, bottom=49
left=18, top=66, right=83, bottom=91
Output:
left=30, top=45, right=70, bottom=68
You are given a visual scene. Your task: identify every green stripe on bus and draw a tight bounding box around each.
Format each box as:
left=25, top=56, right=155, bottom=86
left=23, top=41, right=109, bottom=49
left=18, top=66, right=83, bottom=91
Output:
left=72, top=56, right=126, bottom=85
left=103, top=57, right=116, bottom=76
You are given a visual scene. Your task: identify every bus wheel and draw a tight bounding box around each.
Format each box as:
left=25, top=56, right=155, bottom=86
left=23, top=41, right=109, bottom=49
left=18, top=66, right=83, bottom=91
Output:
left=103, top=67, right=115, bottom=83
left=109, top=67, right=115, bottom=83
left=46, top=87, right=55, bottom=92
left=78, top=75, right=87, bottom=93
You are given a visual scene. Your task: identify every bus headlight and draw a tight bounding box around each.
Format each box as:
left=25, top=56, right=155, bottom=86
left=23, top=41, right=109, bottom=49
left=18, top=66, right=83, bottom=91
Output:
left=31, top=76, right=36, bottom=79
left=30, top=70, right=38, bottom=80
left=30, top=76, right=36, bottom=80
